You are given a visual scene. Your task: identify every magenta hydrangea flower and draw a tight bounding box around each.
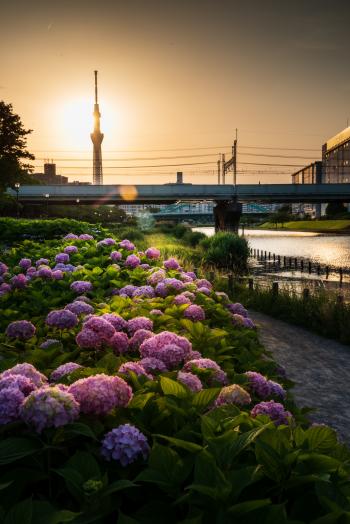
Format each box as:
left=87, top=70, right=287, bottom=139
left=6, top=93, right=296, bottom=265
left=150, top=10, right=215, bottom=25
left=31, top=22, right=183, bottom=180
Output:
left=84, top=316, right=116, bottom=340
left=109, top=332, right=129, bottom=354
left=20, top=387, right=80, bottom=433
left=19, top=258, right=32, bottom=270
left=6, top=320, right=36, bottom=340
left=69, top=374, right=132, bottom=415
left=129, top=329, right=153, bottom=351
left=37, top=266, right=52, bottom=279
left=46, top=309, right=78, bottom=329
left=179, top=273, right=193, bottom=283
left=163, top=278, right=185, bottom=292
left=70, top=281, right=93, bottom=294
left=40, top=338, right=60, bottom=349
left=184, top=350, right=203, bottom=361
left=101, top=424, right=149, bottom=465
left=55, top=253, right=70, bottom=264
left=65, top=301, right=94, bottom=316
left=119, top=239, right=135, bottom=251
left=245, top=371, right=271, bottom=398
left=0, top=363, right=47, bottom=388
left=145, top=247, right=160, bottom=259
left=184, top=305, right=205, bottom=322
left=0, top=374, right=36, bottom=396
left=118, top=362, right=152, bottom=379
left=110, top=251, right=122, bottom=262
left=64, top=233, right=78, bottom=240
left=156, top=344, right=187, bottom=368
left=118, top=285, right=138, bottom=297
left=101, top=313, right=127, bottom=331
left=197, top=287, right=211, bottom=296
left=149, top=309, right=163, bottom=316
left=52, top=270, right=64, bottom=280
left=195, top=279, right=212, bottom=290
left=251, top=400, right=292, bottom=426
left=177, top=371, right=202, bottom=392
left=140, top=331, right=192, bottom=367
left=183, top=358, right=228, bottom=385
left=78, top=233, right=94, bottom=240
left=127, top=317, right=153, bottom=336
left=184, top=271, right=197, bottom=280
left=64, top=245, right=78, bottom=254
left=0, top=262, right=8, bottom=275
left=164, top=257, right=180, bottom=270
left=50, top=362, right=83, bottom=382
left=98, top=238, right=116, bottom=247
left=174, top=294, right=191, bottom=306
left=125, top=254, right=141, bottom=268
left=215, top=384, right=251, bottom=407
left=132, top=286, right=155, bottom=298
left=0, top=387, right=25, bottom=425
left=139, top=357, right=167, bottom=374
left=10, top=274, right=28, bottom=289
left=76, top=328, right=103, bottom=349
left=147, top=269, right=166, bottom=285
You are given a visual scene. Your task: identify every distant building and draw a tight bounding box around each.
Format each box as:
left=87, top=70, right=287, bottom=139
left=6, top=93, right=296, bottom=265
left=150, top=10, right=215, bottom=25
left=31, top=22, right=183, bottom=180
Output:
left=291, top=161, right=322, bottom=185
left=322, top=126, right=350, bottom=183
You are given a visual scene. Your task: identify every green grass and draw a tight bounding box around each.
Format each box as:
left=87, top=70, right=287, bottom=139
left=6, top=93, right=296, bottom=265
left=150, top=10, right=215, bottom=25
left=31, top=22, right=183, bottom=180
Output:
left=260, top=219, right=350, bottom=232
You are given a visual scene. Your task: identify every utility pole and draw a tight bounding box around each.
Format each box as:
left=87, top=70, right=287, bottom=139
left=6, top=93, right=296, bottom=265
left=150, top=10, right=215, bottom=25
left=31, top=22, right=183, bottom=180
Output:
left=221, top=153, right=226, bottom=185
left=217, top=158, right=221, bottom=184
left=233, top=128, right=237, bottom=186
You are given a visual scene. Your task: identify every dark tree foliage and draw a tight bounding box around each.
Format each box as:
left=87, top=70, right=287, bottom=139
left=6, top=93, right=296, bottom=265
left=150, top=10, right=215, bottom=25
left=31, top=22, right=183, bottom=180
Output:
left=0, top=101, right=35, bottom=189
left=325, top=201, right=346, bottom=217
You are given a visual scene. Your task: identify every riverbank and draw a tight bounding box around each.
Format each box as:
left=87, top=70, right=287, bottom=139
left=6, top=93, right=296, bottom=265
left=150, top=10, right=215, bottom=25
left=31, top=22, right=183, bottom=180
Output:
left=259, top=219, right=350, bottom=233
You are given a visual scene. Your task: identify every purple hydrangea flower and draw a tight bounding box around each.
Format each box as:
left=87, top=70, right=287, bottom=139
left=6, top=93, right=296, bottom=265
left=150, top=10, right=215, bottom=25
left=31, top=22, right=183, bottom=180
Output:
left=64, top=245, right=78, bottom=254
left=149, top=309, right=163, bottom=316
left=163, top=278, right=185, bottom=292
left=125, top=254, right=141, bottom=268
left=65, top=301, right=94, bottom=316
left=154, top=282, right=168, bottom=297
left=40, top=338, right=60, bottom=349
left=19, top=258, right=32, bottom=270
left=227, top=302, right=248, bottom=317
left=102, top=313, right=127, bottom=331
left=70, top=281, right=93, bottom=294
left=195, top=279, right=212, bottom=290
left=174, top=294, right=191, bottom=305
left=179, top=273, right=193, bottom=283
left=140, top=263, right=150, bottom=270
left=164, top=257, right=180, bottom=270
left=50, top=362, right=83, bottom=382
left=132, top=286, right=155, bottom=298
left=245, top=371, right=271, bottom=398
left=78, top=234, right=94, bottom=240
left=74, top=295, right=91, bottom=303
left=37, top=266, right=52, bottom=279
left=98, top=238, right=116, bottom=247
left=242, top=317, right=255, bottom=329
left=197, top=286, right=211, bottom=296
left=84, top=316, right=116, bottom=340
left=109, top=332, right=129, bottom=354
left=145, top=247, right=160, bottom=259
left=267, top=380, right=286, bottom=399
left=0, top=374, right=36, bottom=396
left=184, top=271, right=197, bottom=279
left=183, top=358, right=228, bottom=385
left=127, top=317, right=153, bottom=336
left=76, top=328, right=103, bottom=349
left=101, top=424, right=149, bottom=465
left=177, top=371, right=202, bottom=392
left=110, top=251, right=122, bottom=262
left=184, top=305, right=205, bottom=322
left=36, top=258, right=49, bottom=267
left=0, top=283, right=11, bottom=295
left=52, top=270, right=64, bottom=280
left=0, top=363, right=47, bottom=388
left=10, top=274, right=28, bottom=289
left=118, top=285, right=138, bottom=297
left=0, top=262, right=8, bottom=275
left=69, top=374, right=132, bottom=415
left=118, top=362, right=152, bottom=379
left=147, top=269, right=166, bottom=285
left=129, top=329, right=153, bottom=351
left=20, top=387, right=80, bottom=432
left=215, top=384, right=251, bottom=407
left=55, top=253, right=70, bottom=264
left=46, top=309, right=78, bottom=329
left=140, top=331, right=192, bottom=367
left=232, top=314, right=248, bottom=327
left=6, top=320, right=36, bottom=339
left=251, top=400, right=292, bottom=426
left=139, top=357, right=167, bottom=374
left=0, top=387, right=25, bottom=425
left=119, top=239, right=135, bottom=251
left=185, top=350, right=203, bottom=361
left=64, top=233, right=79, bottom=240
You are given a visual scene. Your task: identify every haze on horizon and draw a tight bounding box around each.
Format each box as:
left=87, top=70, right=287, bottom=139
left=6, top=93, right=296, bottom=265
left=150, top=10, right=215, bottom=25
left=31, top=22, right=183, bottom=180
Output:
left=1, top=0, right=350, bottom=185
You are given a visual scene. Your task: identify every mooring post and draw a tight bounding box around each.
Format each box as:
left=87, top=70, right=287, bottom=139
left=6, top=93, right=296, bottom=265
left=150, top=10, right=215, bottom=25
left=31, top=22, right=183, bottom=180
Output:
left=300, top=259, right=304, bottom=272
left=308, top=261, right=312, bottom=274
left=303, top=288, right=310, bottom=300
left=340, top=268, right=343, bottom=288
left=228, top=273, right=234, bottom=295
left=337, top=294, right=344, bottom=305
left=272, top=281, right=279, bottom=295
left=248, top=277, right=254, bottom=291
left=326, top=266, right=329, bottom=279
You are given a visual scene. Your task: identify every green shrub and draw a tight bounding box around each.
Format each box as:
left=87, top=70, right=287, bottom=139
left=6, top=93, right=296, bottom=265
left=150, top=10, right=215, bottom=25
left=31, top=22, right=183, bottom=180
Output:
left=183, top=230, right=207, bottom=247
left=118, top=226, right=145, bottom=241
left=173, top=224, right=188, bottom=238
left=200, top=232, right=249, bottom=272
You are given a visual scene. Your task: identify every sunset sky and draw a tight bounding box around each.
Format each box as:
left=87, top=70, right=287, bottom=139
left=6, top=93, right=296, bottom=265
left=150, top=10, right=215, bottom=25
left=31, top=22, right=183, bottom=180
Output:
left=1, top=0, right=350, bottom=184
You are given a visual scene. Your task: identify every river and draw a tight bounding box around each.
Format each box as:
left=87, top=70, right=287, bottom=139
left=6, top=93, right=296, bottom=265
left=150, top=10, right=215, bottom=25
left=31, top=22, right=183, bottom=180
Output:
left=193, top=227, right=350, bottom=268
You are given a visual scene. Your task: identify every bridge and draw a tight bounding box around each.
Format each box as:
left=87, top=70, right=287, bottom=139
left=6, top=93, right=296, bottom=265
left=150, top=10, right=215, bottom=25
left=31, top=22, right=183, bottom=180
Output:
left=8, top=183, right=350, bottom=204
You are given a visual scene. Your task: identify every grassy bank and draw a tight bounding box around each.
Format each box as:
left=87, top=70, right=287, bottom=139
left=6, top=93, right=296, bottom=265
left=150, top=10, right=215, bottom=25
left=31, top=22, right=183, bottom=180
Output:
left=259, top=219, right=350, bottom=233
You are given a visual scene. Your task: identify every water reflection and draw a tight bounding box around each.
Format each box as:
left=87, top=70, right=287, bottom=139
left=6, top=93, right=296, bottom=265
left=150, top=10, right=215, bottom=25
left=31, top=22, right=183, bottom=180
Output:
left=193, top=227, right=350, bottom=268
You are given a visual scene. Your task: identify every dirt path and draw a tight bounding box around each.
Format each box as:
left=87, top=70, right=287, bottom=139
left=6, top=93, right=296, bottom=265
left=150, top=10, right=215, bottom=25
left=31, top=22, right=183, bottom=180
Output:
left=250, top=310, right=350, bottom=443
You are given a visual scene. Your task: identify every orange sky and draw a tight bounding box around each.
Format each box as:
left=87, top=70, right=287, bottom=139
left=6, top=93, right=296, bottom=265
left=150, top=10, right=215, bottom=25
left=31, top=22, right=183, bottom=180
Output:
left=1, top=0, right=350, bottom=185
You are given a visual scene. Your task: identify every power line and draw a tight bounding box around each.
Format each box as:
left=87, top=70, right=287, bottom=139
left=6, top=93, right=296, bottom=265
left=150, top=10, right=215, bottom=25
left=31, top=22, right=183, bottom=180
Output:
left=37, top=160, right=303, bottom=169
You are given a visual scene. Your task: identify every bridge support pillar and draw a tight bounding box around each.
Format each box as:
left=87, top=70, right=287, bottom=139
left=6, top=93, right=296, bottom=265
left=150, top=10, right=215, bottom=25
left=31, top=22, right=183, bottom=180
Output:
left=214, top=200, right=242, bottom=233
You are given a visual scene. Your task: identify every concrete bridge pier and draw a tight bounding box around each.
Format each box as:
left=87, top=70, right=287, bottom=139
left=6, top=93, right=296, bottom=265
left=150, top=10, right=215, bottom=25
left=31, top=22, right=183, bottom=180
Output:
left=214, top=200, right=242, bottom=233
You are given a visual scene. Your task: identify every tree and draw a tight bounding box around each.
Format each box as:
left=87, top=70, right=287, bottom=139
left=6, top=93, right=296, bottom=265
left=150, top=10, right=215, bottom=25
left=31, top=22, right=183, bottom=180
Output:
left=325, top=201, right=346, bottom=217
left=269, top=205, right=291, bottom=228
left=0, top=101, right=35, bottom=190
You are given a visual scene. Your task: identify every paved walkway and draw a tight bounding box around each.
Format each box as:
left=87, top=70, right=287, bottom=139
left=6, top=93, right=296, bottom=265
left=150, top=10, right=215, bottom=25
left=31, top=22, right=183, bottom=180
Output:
left=250, top=311, right=350, bottom=443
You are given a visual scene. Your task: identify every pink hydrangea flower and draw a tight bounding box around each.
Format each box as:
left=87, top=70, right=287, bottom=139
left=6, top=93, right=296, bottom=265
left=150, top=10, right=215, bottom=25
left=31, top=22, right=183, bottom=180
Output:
left=109, top=332, right=129, bottom=354
left=184, top=305, right=205, bottom=322
left=145, top=247, right=160, bottom=259
left=177, top=371, right=202, bottom=392
left=164, top=258, right=180, bottom=270
left=127, top=317, right=153, bottom=336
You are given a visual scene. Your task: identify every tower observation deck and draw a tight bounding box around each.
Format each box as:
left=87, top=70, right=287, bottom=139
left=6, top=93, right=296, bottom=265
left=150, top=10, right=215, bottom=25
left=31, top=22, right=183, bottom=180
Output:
left=90, top=70, right=104, bottom=185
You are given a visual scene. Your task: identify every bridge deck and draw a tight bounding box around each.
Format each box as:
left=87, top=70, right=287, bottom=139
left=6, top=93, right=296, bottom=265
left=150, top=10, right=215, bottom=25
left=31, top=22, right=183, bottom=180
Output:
left=7, top=183, right=350, bottom=204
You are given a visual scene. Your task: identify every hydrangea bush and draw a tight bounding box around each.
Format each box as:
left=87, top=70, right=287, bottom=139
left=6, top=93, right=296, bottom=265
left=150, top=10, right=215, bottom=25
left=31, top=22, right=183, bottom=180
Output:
left=0, top=232, right=348, bottom=522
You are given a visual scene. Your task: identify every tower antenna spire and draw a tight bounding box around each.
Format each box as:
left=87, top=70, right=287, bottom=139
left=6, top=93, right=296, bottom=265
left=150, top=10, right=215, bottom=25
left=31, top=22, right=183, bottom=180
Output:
left=94, top=70, right=98, bottom=104
left=91, top=70, right=104, bottom=185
